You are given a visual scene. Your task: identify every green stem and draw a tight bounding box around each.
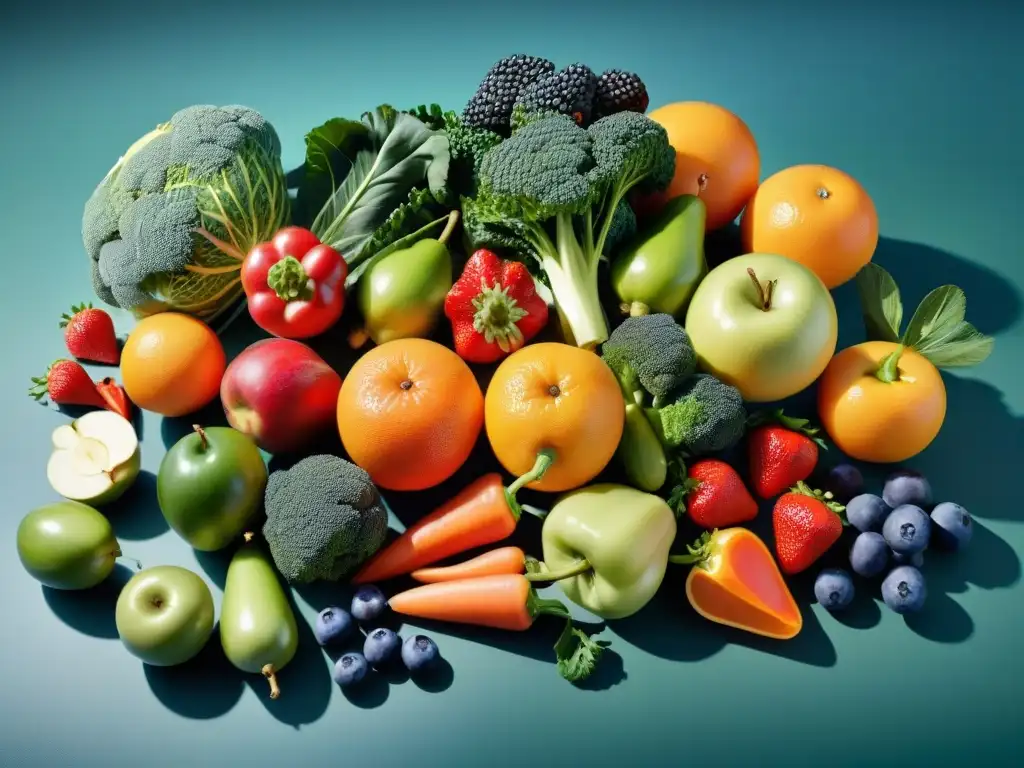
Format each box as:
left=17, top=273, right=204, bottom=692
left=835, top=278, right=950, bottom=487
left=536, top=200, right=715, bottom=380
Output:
left=526, top=589, right=572, bottom=622
left=504, top=450, right=557, bottom=521
left=525, top=559, right=592, bottom=583
left=436, top=209, right=460, bottom=246
left=875, top=345, right=904, bottom=383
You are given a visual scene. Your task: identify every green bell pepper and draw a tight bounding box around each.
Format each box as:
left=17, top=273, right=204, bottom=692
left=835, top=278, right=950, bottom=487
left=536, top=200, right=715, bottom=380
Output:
left=533, top=483, right=678, bottom=620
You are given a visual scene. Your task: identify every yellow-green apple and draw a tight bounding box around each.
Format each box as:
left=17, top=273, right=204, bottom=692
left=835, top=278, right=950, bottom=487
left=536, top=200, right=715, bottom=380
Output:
left=115, top=565, right=215, bottom=666
left=17, top=501, right=122, bottom=589
left=684, top=252, right=838, bottom=402
left=219, top=338, right=342, bottom=454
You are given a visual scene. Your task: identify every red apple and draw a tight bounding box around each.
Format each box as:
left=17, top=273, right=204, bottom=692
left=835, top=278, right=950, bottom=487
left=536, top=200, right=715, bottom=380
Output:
left=220, top=338, right=342, bottom=454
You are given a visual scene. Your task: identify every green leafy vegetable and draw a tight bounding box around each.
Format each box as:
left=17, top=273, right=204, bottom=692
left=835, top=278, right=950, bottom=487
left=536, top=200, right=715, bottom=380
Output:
left=554, top=621, right=606, bottom=684
left=293, top=117, right=371, bottom=227
left=854, top=262, right=994, bottom=368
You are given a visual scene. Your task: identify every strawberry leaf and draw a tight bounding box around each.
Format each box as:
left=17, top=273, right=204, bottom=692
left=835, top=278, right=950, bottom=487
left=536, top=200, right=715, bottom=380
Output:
left=746, top=409, right=828, bottom=448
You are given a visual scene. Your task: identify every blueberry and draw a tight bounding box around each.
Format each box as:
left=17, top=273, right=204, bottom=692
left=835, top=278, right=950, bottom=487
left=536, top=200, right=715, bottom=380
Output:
left=930, top=502, right=973, bottom=551
left=824, top=463, right=864, bottom=503
left=401, top=634, right=440, bottom=673
left=813, top=568, right=855, bottom=611
left=891, top=549, right=924, bottom=568
left=846, top=493, right=891, bottom=533
left=881, top=566, right=927, bottom=614
left=882, top=504, right=931, bottom=555
left=849, top=532, right=890, bottom=578
left=333, top=652, right=369, bottom=687
left=351, top=585, right=387, bottom=623
left=882, top=469, right=932, bottom=510
left=363, top=627, right=401, bottom=667
left=314, top=606, right=354, bottom=646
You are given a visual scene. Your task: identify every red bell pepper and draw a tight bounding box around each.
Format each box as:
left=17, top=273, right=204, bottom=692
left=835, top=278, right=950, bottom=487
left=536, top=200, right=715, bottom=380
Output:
left=443, top=249, right=549, bottom=364
left=241, top=227, right=347, bottom=339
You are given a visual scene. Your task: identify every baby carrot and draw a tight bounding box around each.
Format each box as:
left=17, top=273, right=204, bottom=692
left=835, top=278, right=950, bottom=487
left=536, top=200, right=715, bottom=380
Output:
left=352, top=450, right=554, bottom=584
left=387, top=573, right=568, bottom=631
left=410, top=547, right=527, bottom=583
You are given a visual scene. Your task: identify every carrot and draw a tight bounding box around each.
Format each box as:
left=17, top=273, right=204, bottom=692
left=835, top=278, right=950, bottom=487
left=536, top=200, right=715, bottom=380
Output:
left=386, top=574, right=607, bottom=684
left=352, top=450, right=554, bottom=584
left=410, top=547, right=528, bottom=583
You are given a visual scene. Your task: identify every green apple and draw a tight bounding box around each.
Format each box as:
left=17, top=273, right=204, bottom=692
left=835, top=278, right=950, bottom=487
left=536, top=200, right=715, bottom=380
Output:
left=684, top=252, right=838, bottom=403
left=17, top=500, right=122, bottom=589
left=157, top=425, right=268, bottom=552
left=46, top=410, right=141, bottom=506
left=115, top=565, right=215, bottom=666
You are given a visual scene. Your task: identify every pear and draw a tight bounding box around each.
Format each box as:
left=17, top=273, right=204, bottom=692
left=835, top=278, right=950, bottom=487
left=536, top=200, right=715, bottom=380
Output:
left=220, top=533, right=298, bottom=699
left=357, top=212, right=458, bottom=344
left=17, top=501, right=122, bottom=589
left=47, top=410, right=141, bottom=507
left=611, top=194, right=709, bottom=319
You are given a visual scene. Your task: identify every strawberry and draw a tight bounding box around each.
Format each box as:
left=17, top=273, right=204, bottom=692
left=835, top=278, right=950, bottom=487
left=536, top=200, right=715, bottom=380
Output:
left=60, top=302, right=120, bottom=365
left=28, top=359, right=107, bottom=409
left=747, top=409, right=827, bottom=499
left=668, top=458, right=758, bottom=528
left=96, top=377, right=133, bottom=421
left=772, top=481, right=846, bottom=574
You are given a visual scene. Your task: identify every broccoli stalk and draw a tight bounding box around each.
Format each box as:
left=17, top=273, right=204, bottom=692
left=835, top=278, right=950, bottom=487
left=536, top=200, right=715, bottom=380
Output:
left=464, top=111, right=675, bottom=349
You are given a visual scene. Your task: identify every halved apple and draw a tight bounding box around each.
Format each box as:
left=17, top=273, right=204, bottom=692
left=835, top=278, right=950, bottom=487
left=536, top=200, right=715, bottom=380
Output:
left=47, top=410, right=141, bottom=506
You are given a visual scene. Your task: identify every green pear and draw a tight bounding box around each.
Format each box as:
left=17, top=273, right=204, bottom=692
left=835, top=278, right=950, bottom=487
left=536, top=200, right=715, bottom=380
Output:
left=17, top=501, right=121, bottom=589
left=357, top=213, right=459, bottom=344
left=611, top=194, right=709, bottom=319
left=220, top=533, right=298, bottom=699
left=157, top=425, right=267, bottom=552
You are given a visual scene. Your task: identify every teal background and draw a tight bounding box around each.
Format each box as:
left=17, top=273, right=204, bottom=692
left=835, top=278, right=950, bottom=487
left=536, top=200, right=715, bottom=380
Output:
left=2, top=1, right=1022, bottom=765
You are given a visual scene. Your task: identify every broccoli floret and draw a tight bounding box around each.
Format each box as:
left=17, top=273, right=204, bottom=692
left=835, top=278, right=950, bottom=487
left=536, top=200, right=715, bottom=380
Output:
left=647, top=374, right=747, bottom=457
left=443, top=112, right=504, bottom=201
left=262, top=455, right=389, bottom=585
left=82, top=104, right=290, bottom=324
left=601, top=314, right=697, bottom=406
left=462, top=110, right=675, bottom=350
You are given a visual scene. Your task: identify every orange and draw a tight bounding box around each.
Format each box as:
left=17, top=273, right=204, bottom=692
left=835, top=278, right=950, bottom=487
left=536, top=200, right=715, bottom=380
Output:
left=484, top=343, right=624, bottom=493
left=740, top=164, right=879, bottom=289
left=643, top=101, right=761, bottom=232
left=337, top=338, right=484, bottom=492
left=120, top=313, right=226, bottom=417
left=816, top=341, right=946, bottom=464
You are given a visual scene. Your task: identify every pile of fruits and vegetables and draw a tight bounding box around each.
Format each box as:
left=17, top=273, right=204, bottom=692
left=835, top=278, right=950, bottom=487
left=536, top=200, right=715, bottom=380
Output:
left=20, top=54, right=996, bottom=695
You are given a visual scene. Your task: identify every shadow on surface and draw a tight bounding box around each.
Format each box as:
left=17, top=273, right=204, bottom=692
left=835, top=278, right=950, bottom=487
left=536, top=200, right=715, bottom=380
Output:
left=831, top=593, right=883, bottom=630
left=42, top=563, right=136, bottom=639
left=103, top=470, right=168, bottom=540
left=925, top=521, right=1020, bottom=594
left=160, top=400, right=231, bottom=449
left=905, top=592, right=975, bottom=644
left=144, top=628, right=245, bottom=719
left=194, top=546, right=235, bottom=590
left=410, top=656, right=455, bottom=693
left=243, top=590, right=333, bottom=728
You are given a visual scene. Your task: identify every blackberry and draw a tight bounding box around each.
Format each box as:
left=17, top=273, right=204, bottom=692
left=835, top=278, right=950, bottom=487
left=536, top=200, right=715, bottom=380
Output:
left=515, top=63, right=599, bottom=126
left=462, top=54, right=555, bottom=133
left=593, top=69, right=650, bottom=120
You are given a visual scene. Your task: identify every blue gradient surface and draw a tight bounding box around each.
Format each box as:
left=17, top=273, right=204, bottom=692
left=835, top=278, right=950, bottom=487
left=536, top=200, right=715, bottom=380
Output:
left=2, top=1, right=1022, bottom=766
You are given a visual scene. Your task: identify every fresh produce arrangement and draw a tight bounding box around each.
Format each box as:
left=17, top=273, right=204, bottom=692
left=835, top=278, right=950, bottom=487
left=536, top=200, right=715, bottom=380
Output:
left=20, top=54, right=997, bottom=701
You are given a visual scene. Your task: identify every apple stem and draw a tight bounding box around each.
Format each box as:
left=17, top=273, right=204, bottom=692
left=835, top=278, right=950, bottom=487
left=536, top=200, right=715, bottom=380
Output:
left=192, top=425, right=207, bottom=451
left=262, top=664, right=281, bottom=699
left=747, top=268, right=777, bottom=311
left=875, top=345, right=904, bottom=383
left=116, top=550, right=143, bottom=570
left=696, top=173, right=708, bottom=197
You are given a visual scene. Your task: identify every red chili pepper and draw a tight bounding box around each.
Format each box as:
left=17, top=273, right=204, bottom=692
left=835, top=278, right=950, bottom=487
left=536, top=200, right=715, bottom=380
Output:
left=443, top=249, right=549, bottom=364
left=241, top=227, right=347, bottom=339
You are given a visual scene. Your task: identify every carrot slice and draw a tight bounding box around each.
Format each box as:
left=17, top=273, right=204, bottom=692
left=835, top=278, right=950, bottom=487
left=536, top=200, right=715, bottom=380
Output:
left=411, top=547, right=527, bottom=583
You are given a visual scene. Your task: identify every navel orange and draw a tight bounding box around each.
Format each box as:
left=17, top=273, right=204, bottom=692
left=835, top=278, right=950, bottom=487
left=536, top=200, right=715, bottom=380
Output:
left=337, top=338, right=484, bottom=492
left=642, top=101, right=761, bottom=232
left=740, top=164, right=879, bottom=289
left=484, top=342, right=624, bottom=493
left=120, top=313, right=226, bottom=417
